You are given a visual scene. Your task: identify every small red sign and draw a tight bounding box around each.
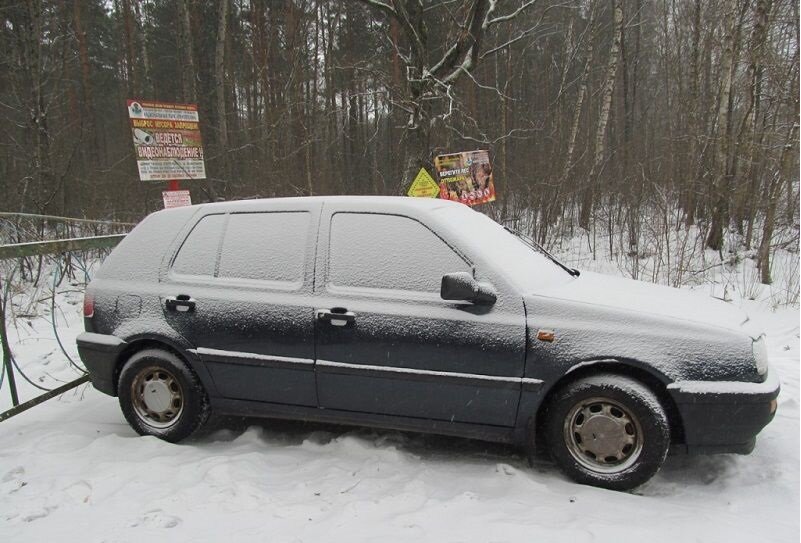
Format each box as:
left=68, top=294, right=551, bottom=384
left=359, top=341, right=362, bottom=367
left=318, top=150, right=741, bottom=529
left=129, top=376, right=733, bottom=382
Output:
left=162, top=189, right=192, bottom=209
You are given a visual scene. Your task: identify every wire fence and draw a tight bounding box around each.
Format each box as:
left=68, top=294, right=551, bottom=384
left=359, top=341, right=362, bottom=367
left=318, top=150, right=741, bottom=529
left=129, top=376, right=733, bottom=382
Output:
left=0, top=213, right=131, bottom=419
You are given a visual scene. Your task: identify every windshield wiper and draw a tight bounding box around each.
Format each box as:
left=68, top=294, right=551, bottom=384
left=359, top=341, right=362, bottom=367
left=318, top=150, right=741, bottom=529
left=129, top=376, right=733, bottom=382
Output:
left=503, top=226, right=580, bottom=277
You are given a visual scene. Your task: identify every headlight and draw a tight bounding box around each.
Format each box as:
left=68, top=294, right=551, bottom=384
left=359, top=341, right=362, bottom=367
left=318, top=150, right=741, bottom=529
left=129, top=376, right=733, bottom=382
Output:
left=752, top=335, right=769, bottom=376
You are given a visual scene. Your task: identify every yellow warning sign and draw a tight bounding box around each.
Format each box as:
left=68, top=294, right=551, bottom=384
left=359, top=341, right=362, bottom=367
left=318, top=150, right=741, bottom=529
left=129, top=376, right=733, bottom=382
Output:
left=407, top=168, right=440, bottom=198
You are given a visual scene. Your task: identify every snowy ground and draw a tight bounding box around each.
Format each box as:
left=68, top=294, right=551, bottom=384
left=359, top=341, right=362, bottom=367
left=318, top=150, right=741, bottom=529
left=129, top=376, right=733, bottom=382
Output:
left=0, top=258, right=798, bottom=542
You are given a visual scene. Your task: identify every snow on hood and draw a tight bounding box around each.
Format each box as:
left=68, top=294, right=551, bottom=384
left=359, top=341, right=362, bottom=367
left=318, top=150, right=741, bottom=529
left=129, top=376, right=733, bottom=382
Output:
left=539, top=271, right=763, bottom=340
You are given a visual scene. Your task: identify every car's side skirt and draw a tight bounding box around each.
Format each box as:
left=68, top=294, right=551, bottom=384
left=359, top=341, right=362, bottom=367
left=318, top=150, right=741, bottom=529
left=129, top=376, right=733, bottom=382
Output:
left=212, top=397, right=519, bottom=444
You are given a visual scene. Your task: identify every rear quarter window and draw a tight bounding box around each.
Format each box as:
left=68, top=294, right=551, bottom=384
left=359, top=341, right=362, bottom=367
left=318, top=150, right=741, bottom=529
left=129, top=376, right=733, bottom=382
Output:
left=96, top=207, right=199, bottom=282
left=172, top=214, right=226, bottom=277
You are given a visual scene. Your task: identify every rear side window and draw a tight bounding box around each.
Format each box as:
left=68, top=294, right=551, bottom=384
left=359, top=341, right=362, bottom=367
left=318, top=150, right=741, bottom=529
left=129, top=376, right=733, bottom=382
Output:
left=171, top=211, right=310, bottom=287
left=328, top=212, right=469, bottom=294
left=218, top=212, right=310, bottom=284
left=172, top=214, right=225, bottom=277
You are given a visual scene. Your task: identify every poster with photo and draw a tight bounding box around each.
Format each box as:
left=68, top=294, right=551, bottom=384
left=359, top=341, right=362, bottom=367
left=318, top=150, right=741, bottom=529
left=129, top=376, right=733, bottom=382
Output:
left=434, top=150, right=496, bottom=206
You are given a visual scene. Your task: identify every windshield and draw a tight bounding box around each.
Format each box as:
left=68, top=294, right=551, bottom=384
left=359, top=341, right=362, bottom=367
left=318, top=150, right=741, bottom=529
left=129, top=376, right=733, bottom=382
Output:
left=432, top=205, right=575, bottom=294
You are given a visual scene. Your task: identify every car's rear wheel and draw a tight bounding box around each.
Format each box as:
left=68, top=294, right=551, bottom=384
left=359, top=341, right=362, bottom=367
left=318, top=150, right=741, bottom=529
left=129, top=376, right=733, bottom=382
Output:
left=118, top=349, right=209, bottom=442
left=543, top=374, right=669, bottom=491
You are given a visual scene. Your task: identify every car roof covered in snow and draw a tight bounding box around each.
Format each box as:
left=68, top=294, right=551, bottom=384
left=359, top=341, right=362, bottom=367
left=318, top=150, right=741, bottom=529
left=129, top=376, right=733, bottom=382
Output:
left=181, top=195, right=465, bottom=213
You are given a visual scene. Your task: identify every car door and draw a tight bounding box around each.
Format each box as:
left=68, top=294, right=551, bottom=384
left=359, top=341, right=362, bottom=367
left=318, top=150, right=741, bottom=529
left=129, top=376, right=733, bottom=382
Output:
left=160, top=202, right=320, bottom=406
left=314, top=202, right=527, bottom=427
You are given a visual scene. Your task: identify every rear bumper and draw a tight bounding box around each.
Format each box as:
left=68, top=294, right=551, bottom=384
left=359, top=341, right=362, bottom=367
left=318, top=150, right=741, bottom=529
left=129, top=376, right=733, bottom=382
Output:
left=668, top=370, right=780, bottom=455
left=76, top=332, right=127, bottom=396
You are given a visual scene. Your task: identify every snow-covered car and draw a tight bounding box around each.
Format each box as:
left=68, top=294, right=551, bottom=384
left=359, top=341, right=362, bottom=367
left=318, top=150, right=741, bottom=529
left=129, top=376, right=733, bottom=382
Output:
left=76, top=196, right=779, bottom=490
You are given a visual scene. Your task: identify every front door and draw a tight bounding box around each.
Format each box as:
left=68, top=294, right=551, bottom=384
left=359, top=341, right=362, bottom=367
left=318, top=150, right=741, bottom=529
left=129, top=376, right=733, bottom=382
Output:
left=314, top=204, right=526, bottom=427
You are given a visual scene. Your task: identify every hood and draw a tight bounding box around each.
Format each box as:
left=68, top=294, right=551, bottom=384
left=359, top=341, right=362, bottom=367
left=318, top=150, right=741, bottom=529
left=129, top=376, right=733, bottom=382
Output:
left=537, top=271, right=763, bottom=340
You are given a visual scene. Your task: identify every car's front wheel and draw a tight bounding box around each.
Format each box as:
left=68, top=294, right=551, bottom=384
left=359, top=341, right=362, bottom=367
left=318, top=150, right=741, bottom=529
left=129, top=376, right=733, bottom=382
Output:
left=118, top=348, right=210, bottom=442
left=543, top=374, right=670, bottom=491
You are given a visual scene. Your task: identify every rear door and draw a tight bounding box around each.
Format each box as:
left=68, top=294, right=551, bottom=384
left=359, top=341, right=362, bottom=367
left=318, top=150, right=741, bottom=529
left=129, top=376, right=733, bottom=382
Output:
left=314, top=202, right=527, bottom=427
left=160, top=201, right=320, bottom=406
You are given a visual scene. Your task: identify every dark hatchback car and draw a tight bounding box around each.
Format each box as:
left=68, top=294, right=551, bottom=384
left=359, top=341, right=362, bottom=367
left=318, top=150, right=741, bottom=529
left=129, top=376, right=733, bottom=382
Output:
left=77, top=196, right=779, bottom=490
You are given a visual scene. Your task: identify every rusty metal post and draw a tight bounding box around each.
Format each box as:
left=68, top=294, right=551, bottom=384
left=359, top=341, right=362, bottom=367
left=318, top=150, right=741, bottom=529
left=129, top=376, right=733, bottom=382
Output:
left=0, top=271, right=19, bottom=407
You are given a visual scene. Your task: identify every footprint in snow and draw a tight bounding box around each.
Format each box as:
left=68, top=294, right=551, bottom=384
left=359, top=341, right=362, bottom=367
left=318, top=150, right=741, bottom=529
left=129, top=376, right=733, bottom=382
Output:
left=2, top=466, right=25, bottom=483
left=22, top=506, right=57, bottom=522
left=495, top=463, right=517, bottom=475
left=63, top=480, right=92, bottom=504
left=130, top=509, right=182, bottom=529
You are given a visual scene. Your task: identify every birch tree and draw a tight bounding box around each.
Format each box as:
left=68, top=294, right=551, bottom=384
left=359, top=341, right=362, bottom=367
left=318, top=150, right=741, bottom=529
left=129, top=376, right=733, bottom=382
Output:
left=579, top=0, right=622, bottom=230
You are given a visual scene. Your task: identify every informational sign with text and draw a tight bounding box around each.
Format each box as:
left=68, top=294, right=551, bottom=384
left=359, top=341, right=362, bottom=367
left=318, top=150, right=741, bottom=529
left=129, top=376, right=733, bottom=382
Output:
left=162, top=189, right=192, bottom=209
left=127, top=100, right=206, bottom=181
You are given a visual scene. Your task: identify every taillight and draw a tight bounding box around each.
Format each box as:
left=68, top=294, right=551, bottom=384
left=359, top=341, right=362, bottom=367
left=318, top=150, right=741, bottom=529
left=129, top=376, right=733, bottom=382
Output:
left=83, top=291, right=94, bottom=318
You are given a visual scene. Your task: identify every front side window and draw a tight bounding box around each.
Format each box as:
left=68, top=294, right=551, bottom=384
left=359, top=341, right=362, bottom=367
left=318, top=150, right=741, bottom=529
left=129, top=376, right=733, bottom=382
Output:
left=328, top=212, right=469, bottom=294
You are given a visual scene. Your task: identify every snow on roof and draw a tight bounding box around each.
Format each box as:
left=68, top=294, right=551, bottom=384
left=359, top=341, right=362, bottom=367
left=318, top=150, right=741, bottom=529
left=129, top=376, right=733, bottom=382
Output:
left=188, top=195, right=466, bottom=212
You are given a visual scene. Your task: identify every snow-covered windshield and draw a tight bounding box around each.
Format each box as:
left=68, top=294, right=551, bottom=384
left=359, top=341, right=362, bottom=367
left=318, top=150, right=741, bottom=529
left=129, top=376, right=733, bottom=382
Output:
left=433, top=205, right=575, bottom=294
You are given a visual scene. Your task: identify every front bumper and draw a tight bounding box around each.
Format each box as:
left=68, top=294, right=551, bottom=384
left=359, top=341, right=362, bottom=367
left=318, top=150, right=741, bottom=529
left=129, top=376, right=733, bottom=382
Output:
left=76, top=332, right=128, bottom=396
left=667, top=370, right=780, bottom=454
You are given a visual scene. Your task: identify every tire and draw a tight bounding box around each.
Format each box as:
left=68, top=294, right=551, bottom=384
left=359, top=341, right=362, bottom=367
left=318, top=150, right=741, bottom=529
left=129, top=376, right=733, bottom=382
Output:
left=543, top=374, right=669, bottom=491
left=118, top=348, right=210, bottom=442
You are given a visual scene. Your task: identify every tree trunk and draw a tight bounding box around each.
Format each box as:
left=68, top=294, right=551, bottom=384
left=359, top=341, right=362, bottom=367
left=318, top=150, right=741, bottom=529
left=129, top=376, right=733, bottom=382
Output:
left=742, top=0, right=772, bottom=249
left=71, top=0, right=98, bottom=214
left=685, top=0, right=702, bottom=227
left=706, top=0, right=741, bottom=251
left=561, top=5, right=595, bottom=185
left=400, top=115, right=431, bottom=194
left=758, top=121, right=798, bottom=283
left=214, top=0, right=229, bottom=193
left=579, top=0, right=623, bottom=230
left=12, top=0, right=55, bottom=213
left=133, top=0, right=153, bottom=96
left=121, top=0, right=139, bottom=96
left=178, top=0, right=197, bottom=103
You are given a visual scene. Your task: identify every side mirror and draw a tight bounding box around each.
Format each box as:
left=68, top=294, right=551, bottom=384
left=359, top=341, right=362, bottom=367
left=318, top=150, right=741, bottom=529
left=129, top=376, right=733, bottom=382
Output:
left=440, top=272, right=497, bottom=305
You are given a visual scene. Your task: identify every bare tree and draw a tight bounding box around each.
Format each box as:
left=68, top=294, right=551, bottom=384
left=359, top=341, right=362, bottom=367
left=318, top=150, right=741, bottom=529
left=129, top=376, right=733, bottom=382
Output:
left=354, top=0, right=545, bottom=191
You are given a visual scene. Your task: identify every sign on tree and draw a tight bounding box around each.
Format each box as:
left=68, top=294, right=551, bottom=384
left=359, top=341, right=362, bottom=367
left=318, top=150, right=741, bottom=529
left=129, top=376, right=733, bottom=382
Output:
left=434, top=150, right=496, bottom=207
left=407, top=168, right=440, bottom=198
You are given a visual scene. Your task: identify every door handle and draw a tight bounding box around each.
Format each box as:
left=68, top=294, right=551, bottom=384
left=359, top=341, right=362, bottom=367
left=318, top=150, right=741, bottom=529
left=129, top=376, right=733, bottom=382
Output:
left=317, top=307, right=356, bottom=327
left=166, top=295, right=196, bottom=312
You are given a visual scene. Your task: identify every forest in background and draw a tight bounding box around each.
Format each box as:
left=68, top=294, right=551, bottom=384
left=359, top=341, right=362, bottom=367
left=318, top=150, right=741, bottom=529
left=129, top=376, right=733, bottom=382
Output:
left=0, top=0, right=798, bottom=284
